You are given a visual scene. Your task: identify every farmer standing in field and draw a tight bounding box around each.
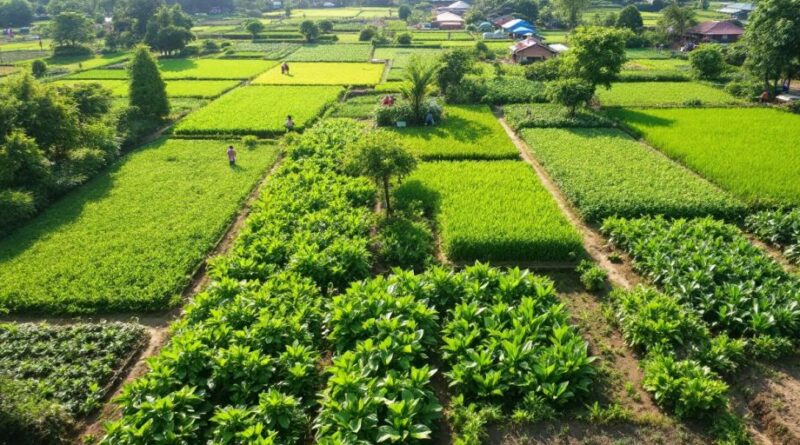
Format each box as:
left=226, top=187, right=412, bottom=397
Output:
left=281, top=62, right=290, bottom=75
left=285, top=115, right=295, bottom=132
left=227, top=145, right=237, bottom=166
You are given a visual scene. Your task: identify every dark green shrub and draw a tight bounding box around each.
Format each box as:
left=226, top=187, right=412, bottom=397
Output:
left=31, top=59, right=47, bottom=78
left=642, top=353, right=728, bottom=419
left=0, top=378, right=73, bottom=445
left=395, top=32, right=412, bottom=45
left=359, top=26, right=376, bottom=41
left=576, top=259, right=607, bottom=291
left=0, top=189, right=37, bottom=229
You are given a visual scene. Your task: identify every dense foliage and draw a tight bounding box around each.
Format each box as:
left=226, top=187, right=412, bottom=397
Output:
left=519, top=128, right=745, bottom=222
left=746, top=208, right=800, bottom=263
left=0, top=75, right=117, bottom=234
left=0, top=322, right=147, bottom=443
left=602, top=216, right=800, bottom=341
left=505, top=103, right=611, bottom=129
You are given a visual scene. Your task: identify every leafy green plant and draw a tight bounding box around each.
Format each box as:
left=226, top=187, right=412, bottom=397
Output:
left=745, top=208, right=800, bottom=264
left=642, top=353, right=728, bottom=419
left=576, top=260, right=608, bottom=291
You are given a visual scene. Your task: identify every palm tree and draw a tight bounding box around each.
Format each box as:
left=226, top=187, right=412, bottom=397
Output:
left=399, top=56, right=437, bottom=123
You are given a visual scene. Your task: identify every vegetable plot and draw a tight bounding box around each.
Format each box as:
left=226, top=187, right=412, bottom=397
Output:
left=0, top=322, right=147, bottom=442
left=54, top=79, right=241, bottom=98
left=746, top=208, right=800, bottom=264
left=68, top=59, right=277, bottom=80
left=394, top=161, right=582, bottom=262
left=601, top=216, right=800, bottom=341
left=609, top=107, right=800, bottom=206
left=520, top=128, right=745, bottom=222
left=285, top=43, right=373, bottom=62
left=174, top=85, right=343, bottom=137
left=391, top=105, right=520, bottom=161
left=0, top=138, right=279, bottom=314
left=253, top=62, right=385, bottom=85
left=505, top=103, right=612, bottom=129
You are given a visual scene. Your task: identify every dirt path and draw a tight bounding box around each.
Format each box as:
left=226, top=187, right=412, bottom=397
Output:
left=70, top=154, right=285, bottom=442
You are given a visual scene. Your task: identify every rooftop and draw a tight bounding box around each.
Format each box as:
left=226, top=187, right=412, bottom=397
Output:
left=688, top=20, right=744, bottom=36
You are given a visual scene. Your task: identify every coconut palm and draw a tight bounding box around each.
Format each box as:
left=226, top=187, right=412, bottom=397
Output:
left=399, top=56, right=437, bottom=123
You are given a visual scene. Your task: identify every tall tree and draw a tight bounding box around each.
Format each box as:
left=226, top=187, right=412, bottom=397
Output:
left=52, top=12, right=93, bottom=47
left=0, top=0, right=33, bottom=27
left=436, top=48, right=475, bottom=99
left=513, top=0, right=539, bottom=24
left=657, top=2, right=696, bottom=44
left=144, top=4, right=194, bottom=55
left=616, top=5, right=643, bottom=32
left=400, top=56, right=437, bottom=122
left=119, top=0, right=164, bottom=37
left=299, top=20, right=319, bottom=42
left=553, top=0, right=590, bottom=29
left=128, top=45, right=169, bottom=122
left=563, top=26, right=628, bottom=91
left=744, top=0, right=800, bottom=97
left=244, top=19, right=265, bottom=39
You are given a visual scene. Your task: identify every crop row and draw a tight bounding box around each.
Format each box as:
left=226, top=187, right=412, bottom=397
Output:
left=54, top=79, right=241, bottom=98
left=68, top=59, right=277, bottom=80
left=610, top=107, right=800, bottom=206
left=504, top=103, right=612, bottom=129
left=0, top=322, right=147, bottom=443
left=596, top=82, right=741, bottom=107
left=746, top=208, right=800, bottom=264
left=601, top=216, right=800, bottom=341
left=101, top=120, right=377, bottom=443
left=173, top=85, right=343, bottom=137
left=520, top=128, right=745, bottom=222
left=394, top=160, right=583, bottom=262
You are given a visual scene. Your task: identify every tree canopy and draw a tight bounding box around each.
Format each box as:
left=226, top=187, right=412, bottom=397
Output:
left=744, top=0, right=800, bottom=97
left=616, top=5, right=643, bottom=32
left=128, top=45, right=169, bottom=122
left=563, top=26, right=628, bottom=90
left=52, top=12, right=94, bottom=48
left=0, top=0, right=33, bottom=27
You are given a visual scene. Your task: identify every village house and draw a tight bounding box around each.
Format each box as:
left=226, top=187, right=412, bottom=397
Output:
left=433, top=11, right=465, bottom=29
left=687, top=20, right=745, bottom=43
left=510, top=37, right=558, bottom=64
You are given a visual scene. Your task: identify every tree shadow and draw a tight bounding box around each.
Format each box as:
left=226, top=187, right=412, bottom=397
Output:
left=398, top=114, right=495, bottom=144
left=394, top=179, right=440, bottom=218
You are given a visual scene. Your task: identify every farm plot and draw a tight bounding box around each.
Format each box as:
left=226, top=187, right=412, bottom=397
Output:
left=746, top=208, right=800, bottom=264
left=602, top=216, right=800, bottom=341
left=227, top=41, right=300, bottom=58
left=329, top=92, right=380, bottom=118
left=395, top=160, right=583, bottom=262
left=0, top=38, right=52, bottom=50
left=505, top=103, right=612, bottom=129
left=520, top=128, right=745, bottom=222
left=285, top=43, right=372, bottom=61
left=69, top=59, right=276, bottom=80
left=620, top=58, right=691, bottom=81
left=0, top=138, right=279, bottom=314
left=174, top=85, right=342, bottom=136
left=392, top=105, right=520, bottom=160
left=252, top=62, right=384, bottom=85
left=596, top=82, right=741, bottom=107
left=609, top=107, right=800, bottom=206
left=411, top=31, right=473, bottom=40
left=373, top=47, right=441, bottom=67
left=54, top=79, right=240, bottom=98
left=0, top=322, right=147, bottom=441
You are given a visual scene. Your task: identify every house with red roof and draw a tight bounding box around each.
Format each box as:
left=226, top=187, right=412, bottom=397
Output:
left=687, top=21, right=745, bottom=43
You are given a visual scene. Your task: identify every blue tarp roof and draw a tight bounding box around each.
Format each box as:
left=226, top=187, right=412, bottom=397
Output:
left=502, top=19, right=533, bottom=30
left=509, top=25, right=536, bottom=34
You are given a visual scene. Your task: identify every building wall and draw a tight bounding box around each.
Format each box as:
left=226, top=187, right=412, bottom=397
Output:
left=513, top=45, right=555, bottom=63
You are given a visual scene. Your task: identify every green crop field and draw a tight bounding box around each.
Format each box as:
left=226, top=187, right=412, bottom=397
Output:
left=0, top=138, right=279, bottom=314
left=285, top=43, right=373, bottom=62
left=620, top=59, right=691, bottom=81
left=252, top=62, right=384, bottom=85
left=0, top=38, right=52, bottom=50
left=520, top=128, right=745, bottom=222
left=53, top=79, right=240, bottom=98
left=391, top=105, right=520, bottom=160
left=68, top=59, right=276, bottom=80
left=228, top=41, right=300, bottom=59
left=174, top=85, right=342, bottom=136
left=373, top=47, right=442, bottom=67
left=609, top=107, right=800, bottom=206
left=395, top=160, right=582, bottom=262
left=596, top=82, right=741, bottom=107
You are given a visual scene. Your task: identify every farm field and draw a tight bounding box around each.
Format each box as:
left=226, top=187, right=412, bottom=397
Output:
left=284, top=43, right=373, bottom=61
left=392, top=105, right=520, bottom=160
left=520, top=128, right=745, bottom=222
left=68, top=58, right=276, bottom=80
left=394, top=160, right=583, bottom=262
left=54, top=79, right=240, bottom=98
left=620, top=58, right=691, bottom=81
left=252, top=62, right=384, bottom=85
left=0, top=138, right=279, bottom=314
left=609, top=107, right=800, bottom=206
left=596, top=82, right=742, bottom=107
left=174, top=85, right=342, bottom=136
left=373, top=47, right=442, bottom=66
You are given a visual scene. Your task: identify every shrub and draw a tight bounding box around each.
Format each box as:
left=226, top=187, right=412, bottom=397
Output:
left=576, top=260, right=607, bottom=291
left=524, top=57, right=562, bottom=81
left=396, top=32, right=412, bottom=45
left=480, top=77, right=548, bottom=104
left=546, top=78, right=595, bottom=116
left=0, top=189, right=36, bottom=229
left=0, top=378, right=73, bottom=445
left=128, top=45, right=169, bottom=122
left=375, top=98, right=442, bottom=127
left=31, top=59, right=47, bottom=78
left=642, top=354, right=728, bottom=419
left=241, top=135, right=259, bottom=150
left=689, top=44, right=725, bottom=80
left=359, top=26, right=377, bottom=41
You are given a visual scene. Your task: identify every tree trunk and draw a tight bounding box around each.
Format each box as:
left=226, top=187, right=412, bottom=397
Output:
left=382, top=177, right=392, bottom=215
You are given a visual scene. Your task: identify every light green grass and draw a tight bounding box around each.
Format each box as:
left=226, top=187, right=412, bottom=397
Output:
left=395, top=160, right=582, bottom=262
left=620, top=58, right=691, bottom=81
left=67, top=59, right=276, bottom=80
left=520, top=127, right=745, bottom=222
left=597, top=82, right=741, bottom=107
left=53, top=79, right=240, bottom=98
left=285, top=43, right=373, bottom=62
left=252, top=62, right=384, bottom=85
left=391, top=105, right=519, bottom=161
left=0, top=39, right=52, bottom=50
left=373, top=47, right=441, bottom=67
left=608, top=107, right=800, bottom=206
left=174, top=85, right=342, bottom=136
left=0, top=138, right=279, bottom=315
